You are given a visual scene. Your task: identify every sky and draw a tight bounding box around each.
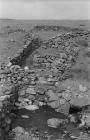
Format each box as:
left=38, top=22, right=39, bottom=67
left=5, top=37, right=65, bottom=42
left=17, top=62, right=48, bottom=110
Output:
left=0, top=0, right=90, bottom=20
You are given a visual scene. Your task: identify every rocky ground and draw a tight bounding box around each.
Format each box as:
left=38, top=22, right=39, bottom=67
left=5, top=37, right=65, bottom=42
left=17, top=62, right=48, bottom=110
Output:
left=0, top=20, right=90, bottom=140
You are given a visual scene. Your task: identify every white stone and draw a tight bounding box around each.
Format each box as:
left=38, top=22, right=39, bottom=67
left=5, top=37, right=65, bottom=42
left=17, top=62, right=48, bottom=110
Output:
left=24, top=66, right=29, bottom=71
left=0, top=95, right=10, bottom=101
left=24, top=104, right=39, bottom=111
left=23, top=98, right=30, bottom=102
left=47, top=118, right=63, bottom=128
left=7, top=62, right=12, bottom=67
left=21, top=115, right=29, bottom=119
left=39, top=101, right=44, bottom=106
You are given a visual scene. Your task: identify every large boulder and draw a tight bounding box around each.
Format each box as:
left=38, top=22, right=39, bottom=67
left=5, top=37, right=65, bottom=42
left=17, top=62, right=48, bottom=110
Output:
left=70, top=96, right=90, bottom=107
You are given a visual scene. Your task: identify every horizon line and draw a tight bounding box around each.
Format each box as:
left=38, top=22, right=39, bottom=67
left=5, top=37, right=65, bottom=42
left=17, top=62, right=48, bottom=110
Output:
left=0, top=18, right=90, bottom=21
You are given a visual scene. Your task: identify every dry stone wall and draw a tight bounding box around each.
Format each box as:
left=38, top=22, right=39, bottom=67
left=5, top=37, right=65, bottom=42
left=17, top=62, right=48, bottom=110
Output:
left=0, top=28, right=90, bottom=139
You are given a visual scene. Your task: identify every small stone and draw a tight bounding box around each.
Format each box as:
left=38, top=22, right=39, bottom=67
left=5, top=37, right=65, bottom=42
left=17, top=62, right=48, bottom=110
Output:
left=36, top=88, right=45, bottom=95
left=34, top=100, right=39, bottom=106
left=28, top=94, right=35, bottom=100
left=18, top=97, right=24, bottom=102
left=24, top=66, right=29, bottom=71
left=46, top=90, right=58, bottom=101
left=49, top=95, right=59, bottom=102
left=19, top=89, right=26, bottom=96
left=15, top=102, right=21, bottom=107
left=21, top=115, right=29, bottom=119
left=59, top=98, right=66, bottom=105
left=23, top=98, right=30, bottom=102
left=5, top=117, right=11, bottom=124
left=61, top=92, right=71, bottom=101
left=56, top=100, right=70, bottom=115
left=79, top=84, right=87, bottom=92
left=39, top=101, right=44, bottom=106
left=0, top=101, right=3, bottom=109
left=0, top=85, right=4, bottom=96
left=81, top=113, right=90, bottom=127
left=1, top=84, right=12, bottom=95
left=10, top=65, right=21, bottom=73
left=47, top=118, right=63, bottom=128
left=47, top=78, right=57, bottom=82
left=13, top=126, right=25, bottom=134
left=0, top=95, right=10, bottom=101
left=7, top=62, right=12, bottom=67
left=69, top=114, right=76, bottom=123
left=23, top=78, right=29, bottom=84
left=55, top=82, right=59, bottom=86
left=37, top=77, right=47, bottom=84
left=28, top=100, right=32, bottom=105
left=48, top=100, right=60, bottom=109
left=26, top=87, right=36, bottom=95
left=30, top=81, right=36, bottom=85
left=24, top=104, right=39, bottom=111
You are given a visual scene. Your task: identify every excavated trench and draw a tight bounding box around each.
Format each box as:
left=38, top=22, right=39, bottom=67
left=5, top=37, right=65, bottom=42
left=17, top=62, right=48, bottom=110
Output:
left=1, top=31, right=90, bottom=140
left=9, top=37, right=73, bottom=140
